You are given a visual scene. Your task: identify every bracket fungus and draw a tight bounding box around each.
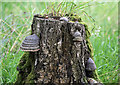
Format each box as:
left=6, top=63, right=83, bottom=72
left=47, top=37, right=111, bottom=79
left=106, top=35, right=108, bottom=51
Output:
left=20, top=34, right=40, bottom=52
left=85, top=57, right=96, bottom=71
left=60, top=17, right=69, bottom=25
left=73, top=30, right=83, bottom=42
left=59, top=17, right=69, bottom=28
left=88, top=78, right=98, bottom=84
left=60, top=17, right=69, bottom=22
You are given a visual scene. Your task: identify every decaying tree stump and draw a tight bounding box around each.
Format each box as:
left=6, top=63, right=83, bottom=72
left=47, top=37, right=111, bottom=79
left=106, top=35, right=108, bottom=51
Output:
left=15, top=14, right=102, bottom=84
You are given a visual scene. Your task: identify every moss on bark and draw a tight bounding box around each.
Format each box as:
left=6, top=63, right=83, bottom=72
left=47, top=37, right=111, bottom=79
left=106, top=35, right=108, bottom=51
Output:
left=15, top=52, right=35, bottom=84
left=80, top=22, right=101, bottom=82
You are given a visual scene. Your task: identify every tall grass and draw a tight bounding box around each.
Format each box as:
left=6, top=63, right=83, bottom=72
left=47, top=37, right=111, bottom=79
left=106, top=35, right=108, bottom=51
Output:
left=0, top=2, right=118, bottom=83
left=88, top=2, right=118, bottom=83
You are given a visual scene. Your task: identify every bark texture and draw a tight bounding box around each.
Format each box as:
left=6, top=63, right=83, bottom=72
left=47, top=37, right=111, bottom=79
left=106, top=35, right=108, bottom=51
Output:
left=15, top=15, right=101, bottom=84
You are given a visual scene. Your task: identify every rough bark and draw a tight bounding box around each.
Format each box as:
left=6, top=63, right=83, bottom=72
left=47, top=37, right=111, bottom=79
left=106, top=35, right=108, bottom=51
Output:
left=15, top=15, right=101, bottom=84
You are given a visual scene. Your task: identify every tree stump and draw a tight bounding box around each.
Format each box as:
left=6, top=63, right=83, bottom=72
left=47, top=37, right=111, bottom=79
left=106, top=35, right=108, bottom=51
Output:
left=15, top=14, right=102, bottom=84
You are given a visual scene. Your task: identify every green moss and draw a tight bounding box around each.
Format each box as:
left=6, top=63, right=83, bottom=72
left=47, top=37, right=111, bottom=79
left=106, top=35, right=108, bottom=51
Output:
left=73, top=19, right=100, bottom=82
left=83, top=77, right=88, bottom=83
left=79, top=22, right=93, bottom=58
left=70, top=15, right=82, bottom=22
left=79, top=21, right=101, bottom=82
left=65, top=13, right=82, bottom=22
left=79, top=22, right=91, bottom=39
left=15, top=52, right=35, bottom=84
left=25, top=66, right=35, bottom=83
left=86, top=39, right=94, bottom=58
left=25, top=52, right=35, bottom=83
left=92, top=70, right=101, bottom=83
left=15, top=52, right=29, bottom=84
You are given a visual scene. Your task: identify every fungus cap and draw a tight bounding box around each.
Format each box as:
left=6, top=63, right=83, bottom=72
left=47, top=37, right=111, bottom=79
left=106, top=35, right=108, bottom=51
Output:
left=60, top=17, right=69, bottom=22
left=73, top=31, right=82, bottom=42
left=73, top=30, right=81, bottom=37
left=85, top=57, right=96, bottom=71
left=20, top=34, right=40, bottom=52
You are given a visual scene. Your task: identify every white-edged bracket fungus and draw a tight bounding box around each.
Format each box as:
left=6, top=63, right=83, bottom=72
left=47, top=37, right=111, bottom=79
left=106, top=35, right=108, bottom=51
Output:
left=60, top=17, right=69, bottom=22
left=85, top=57, right=96, bottom=71
left=20, top=34, right=40, bottom=52
left=88, top=78, right=103, bottom=85
left=60, top=17, right=69, bottom=25
left=88, top=78, right=98, bottom=84
left=73, top=30, right=83, bottom=42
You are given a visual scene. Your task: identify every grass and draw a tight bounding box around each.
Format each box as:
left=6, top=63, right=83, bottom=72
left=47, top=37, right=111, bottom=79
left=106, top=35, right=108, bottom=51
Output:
left=0, top=1, right=118, bottom=83
left=88, top=2, right=118, bottom=83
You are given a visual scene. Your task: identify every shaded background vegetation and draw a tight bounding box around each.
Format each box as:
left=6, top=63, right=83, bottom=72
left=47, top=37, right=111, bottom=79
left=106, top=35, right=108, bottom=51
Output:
left=0, top=1, right=118, bottom=83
